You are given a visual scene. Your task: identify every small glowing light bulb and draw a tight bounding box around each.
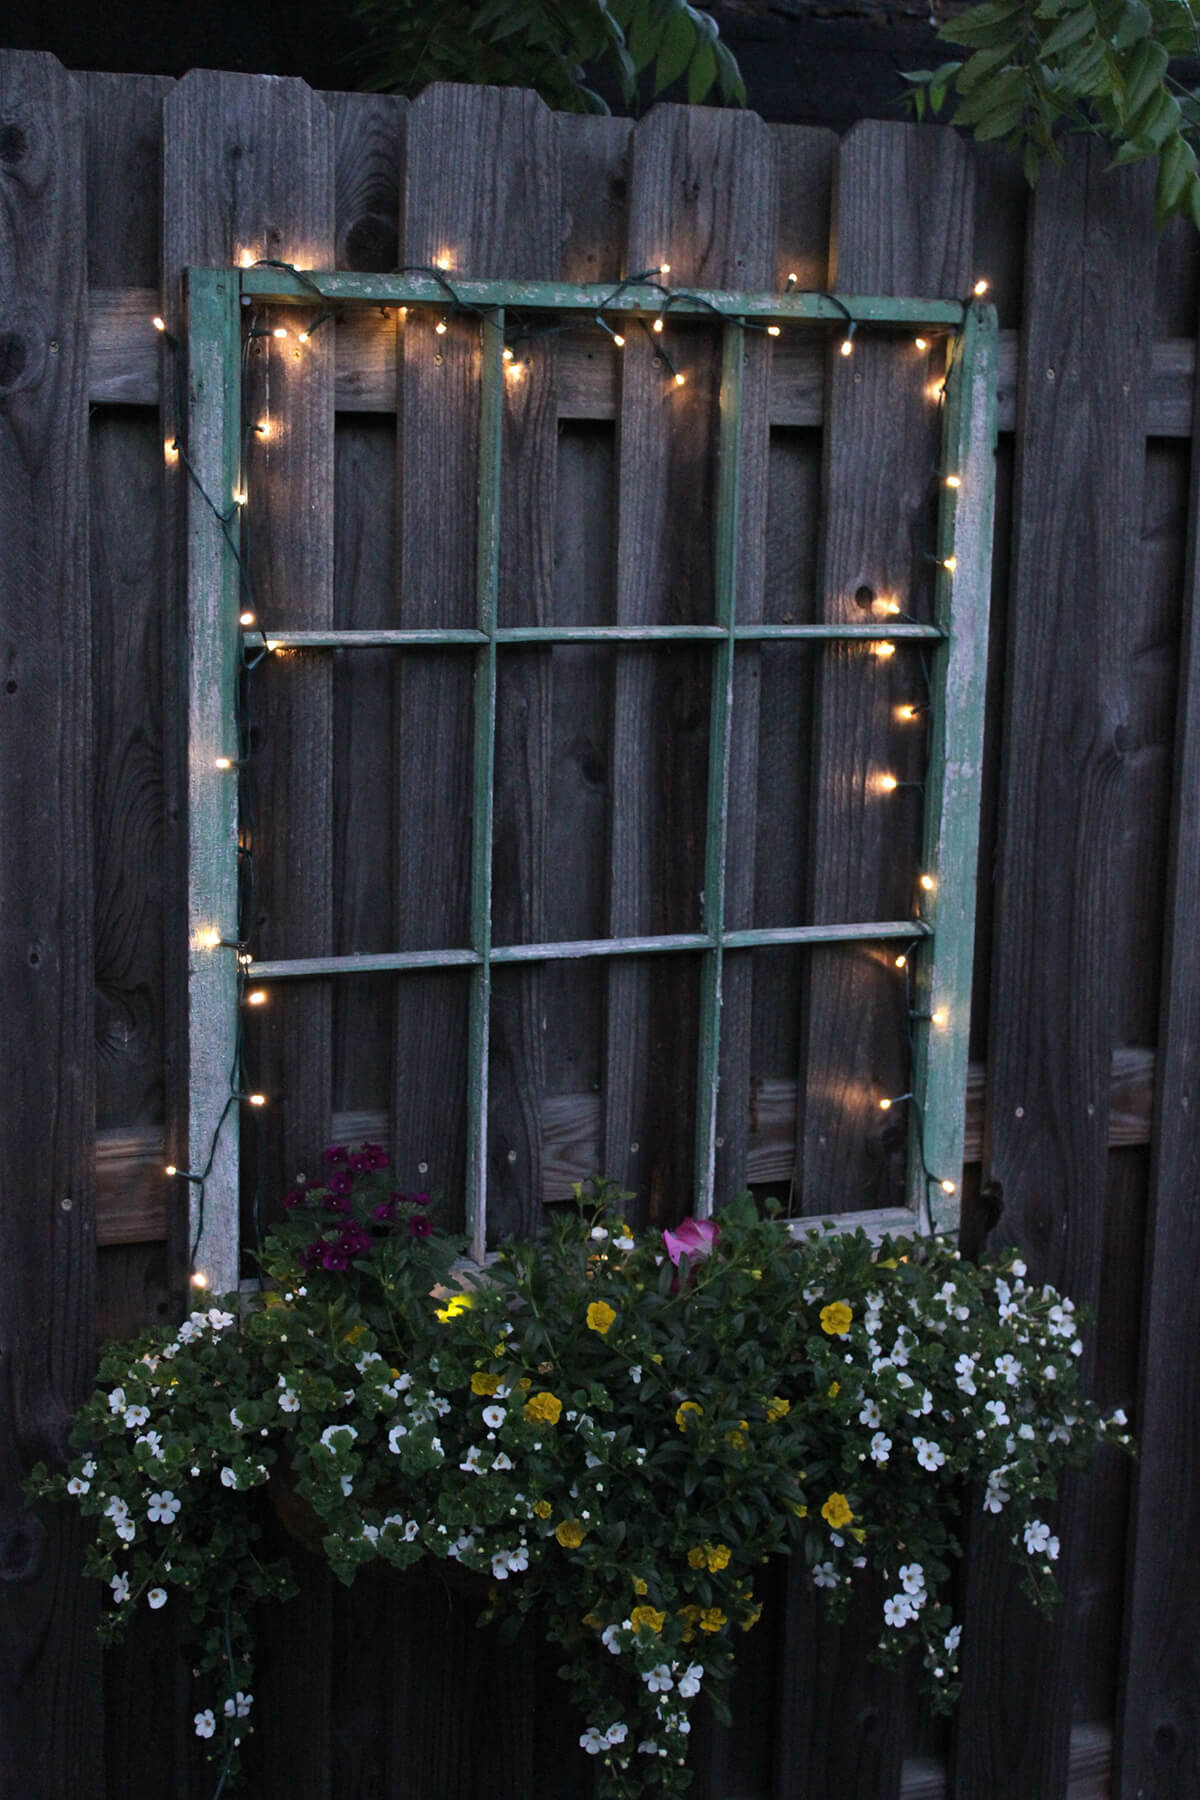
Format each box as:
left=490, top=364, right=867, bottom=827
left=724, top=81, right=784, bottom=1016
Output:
left=214, top=756, right=233, bottom=771
left=164, top=438, right=179, bottom=462
left=883, top=599, right=901, bottom=615
left=879, top=1096, right=893, bottom=1112
left=973, top=278, right=989, bottom=297
left=265, top=640, right=280, bottom=653
left=880, top=773, right=899, bottom=792
left=190, top=1271, right=209, bottom=1288
left=940, top=1178, right=957, bottom=1195
left=840, top=336, right=854, bottom=357
left=248, top=1093, right=266, bottom=1107
left=674, top=371, right=686, bottom=387
left=502, top=346, right=514, bottom=363
left=233, top=489, right=248, bottom=507
left=240, top=251, right=254, bottom=269
left=893, top=954, right=907, bottom=969
left=898, top=704, right=918, bottom=722
left=152, top=315, right=166, bottom=333
left=255, top=420, right=271, bottom=439
left=652, top=316, right=664, bottom=333
left=914, top=335, right=928, bottom=350
left=436, top=256, right=451, bottom=271
left=239, top=610, right=255, bottom=627
left=659, top=262, right=671, bottom=276
left=945, top=474, right=961, bottom=489
left=920, top=873, right=936, bottom=892
left=942, top=555, right=957, bottom=573
left=298, top=330, right=309, bottom=344
left=272, top=326, right=288, bottom=340
left=202, top=928, right=221, bottom=949
left=247, top=989, right=267, bottom=1006
left=435, top=318, right=448, bottom=336
left=612, top=332, right=626, bottom=348
left=931, top=1009, right=948, bottom=1027
left=785, top=272, right=798, bottom=289
left=165, top=1164, right=178, bottom=1177
left=873, top=641, right=896, bottom=660
left=767, top=324, right=781, bottom=337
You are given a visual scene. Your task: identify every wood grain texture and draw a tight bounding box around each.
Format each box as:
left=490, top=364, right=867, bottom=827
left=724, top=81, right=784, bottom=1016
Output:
left=0, top=47, right=100, bottom=1799
left=954, top=140, right=1158, bottom=1800
left=796, top=119, right=975, bottom=1227
left=1114, top=292, right=1200, bottom=1800
left=603, top=103, right=777, bottom=1224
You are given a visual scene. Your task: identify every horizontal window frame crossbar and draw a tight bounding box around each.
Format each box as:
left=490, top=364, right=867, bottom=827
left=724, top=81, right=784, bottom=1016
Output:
left=242, top=920, right=932, bottom=981
left=239, top=268, right=968, bottom=329
left=245, top=623, right=944, bottom=649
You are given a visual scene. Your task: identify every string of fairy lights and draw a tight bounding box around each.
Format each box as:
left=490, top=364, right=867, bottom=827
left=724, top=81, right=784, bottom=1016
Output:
left=157, top=256, right=991, bottom=1279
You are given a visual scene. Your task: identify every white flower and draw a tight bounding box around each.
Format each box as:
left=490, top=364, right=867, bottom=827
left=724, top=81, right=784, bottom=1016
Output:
left=207, top=1308, right=236, bottom=1330
left=432, top=1396, right=451, bottom=1417
left=340, top=1475, right=354, bottom=1496
left=914, top=1437, right=945, bottom=1471
left=1043, top=1364, right=1058, bottom=1381
left=812, top=1561, right=838, bottom=1590
left=355, top=1352, right=383, bottom=1373
left=956, top=1372, right=977, bottom=1396
left=123, top=1405, right=150, bottom=1430
left=613, top=1235, right=635, bottom=1251
left=146, top=1490, right=181, bottom=1524
left=147, top=1588, right=168, bottom=1610
left=104, top=1495, right=129, bottom=1522
left=601, top=1623, right=623, bottom=1653
left=404, top=1520, right=420, bottom=1542
left=629, top=1365, right=642, bottom=1385
left=1070, top=1339, right=1083, bottom=1357
left=194, top=1710, right=216, bottom=1739
left=1046, top=1534, right=1061, bottom=1560
left=115, top=1521, right=136, bottom=1544
left=909, top=1389, right=933, bottom=1416
left=590, top=1226, right=609, bottom=1241
left=278, top=1389, right=300, bottom=1413
left=945, top=1624, right=962, bottom=1654
left=108, top=1387, right=127, bottom=1414
left=606, top=1723, right=628, bottom=1745
left=491, top=1551, right=513, bottom=1580
left=1023, top=1519, right=1052, bottom=1555
left=858, top=1398, right=881, bottom=1428
left=1018, top=1423, right=1036, bottom=1441
left=223, top=1692, right=253, bottom=1719
left=677, top=1663, right=704, bottom=1698
left=482, top=1405, right=506, bottom=1430
left=135, top=1431, right=164, bottom=1459
left=492, top=1452, right=514, bottom=1471
left=1111, top=1407, right=1128, bottom=1427
left=220, top=1467, right=238, bottom=1489
left=580, top=1728, right=607, bottom=1755
left=884, top=1595, right=914, bottom=1627
left=228, top=1408, right=244, bottom=1431
left=869, top=1432, right=892, bottom=1464
left=508, top=1546, right=529, bottom=1573
left=638, top=1740, right=662, bottom=1756
left=110, top=1571, right=130, bottom=1603
left=985, top=1400, right=1010, bottom=1427
left=67, top=1476, right=90, bottom=1496
left=458, top=1443, right=483, bottom=1474
left=81, top=1459, right=96, bottom=1478
left=320, top=1424, right=358, bottom=1451
left=983, top=1472, right=1010, bottom=1514
left=1012, top=1259, right=1026, bottom=1277
left=899, top=1562, right=925, bottom=1595
left=645, top=1665, right=674, bottom=1694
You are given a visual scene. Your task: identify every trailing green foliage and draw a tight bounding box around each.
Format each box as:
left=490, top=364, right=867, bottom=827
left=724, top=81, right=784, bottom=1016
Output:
left=350, top=0, right=745, bottom=114
left=906, top=0, right=1200, bottom=225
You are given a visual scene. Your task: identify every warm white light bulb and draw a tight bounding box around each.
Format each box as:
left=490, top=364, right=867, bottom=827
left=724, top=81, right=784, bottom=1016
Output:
left=502, top=346, right=514, bottom=362
left=914, top=335, right=928, bottom=350
left=436, top=256, right=451, bottom=271
left=190, top=1270, right=209, bottom=1288
left=233, top=490, right=248, bottom=507
left=239, top=251, right=254, bottom=269
left=673, top=372, right=686, bottom=387
left=945, top=474, right=961, bottom=489
left=943, top=555, right=957, bottom=573
left=202, top=928, right=221, bottom=949
left=435, top=319, right=448, bottom=336
left=272, top=327, right=287, bottom=340
left=920, top=873, right=936, bottom=892
left=659, top=262, right=671, bottom=276
left=767, top=324, right=781, bottom=337
left=298, top=330, right=309, bottom=344
left=898, top=704, right=918, bottom=722
left=931, top=1009, right=948, bottom=1026
left=879, top=773, right=898, bottom=792
left=165, top=1164, right=178, bottom=1177
left=940, top=1178, right=957, bottom=1194
left=152, top=315, right=166, bottom=333
left=973, top=278, right=989, bottom=297
left=239, top=610, right=255, bottom=627
left=247, top=990, right=267, bottom=1006
left=893, top=954, right=907, bottom=969
left=873, top=641, right=896, bottom=660
left=652, top=317, right=664, bottom=333
left=840, top=337, right=854, bottom=357
left=879, top=1097, right=893, bottom=1112
left=612, top=332, right=625, bottom=348
left=248, top=1093, right=266, bottom=1107
left=214, top=756, right=233, bottom=771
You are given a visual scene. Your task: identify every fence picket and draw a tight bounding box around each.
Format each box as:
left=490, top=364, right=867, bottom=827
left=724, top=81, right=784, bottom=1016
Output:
left=0, top=47, right=99, bottom=1798
left=954, top=139, right=1157, bottom=1799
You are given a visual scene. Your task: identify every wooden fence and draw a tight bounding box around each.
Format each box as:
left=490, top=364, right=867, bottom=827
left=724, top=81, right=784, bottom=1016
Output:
left=1, top=47, right=1197, bottom=1798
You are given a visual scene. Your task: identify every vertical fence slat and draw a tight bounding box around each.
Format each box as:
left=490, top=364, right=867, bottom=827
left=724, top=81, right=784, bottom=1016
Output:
left=954, top=140, right=1157, bottom=1799
left=796, top=119, right=975, bottom=1224
left=163, top=69, right=337, bottom=1800
left=0, top=47, right=99, bottom=1798
left=1113, top=280, right=1200, bottom=1800
left=603, top=103, right=777, bottom=1225
left=778, top=118, right=975, bottom=1800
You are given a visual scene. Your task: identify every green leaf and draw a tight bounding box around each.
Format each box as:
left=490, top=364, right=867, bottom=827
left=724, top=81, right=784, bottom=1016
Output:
left=1122, top=35, right=1169, bottom=115
left=957, top=43, right=1018, bottom=93
left=687, top=37, right=718, bottom=103
left=1040, top=4, right=1099, bottom=58
left=940, top=0, right=1026, bottom=48
left=654, top=7, right=697, bottom=89
left=1111, top=0, right=1152, bottom=47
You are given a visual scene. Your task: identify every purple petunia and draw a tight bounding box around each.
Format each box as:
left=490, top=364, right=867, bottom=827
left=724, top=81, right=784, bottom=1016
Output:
left=372, top=1200, right=397, bottom=1221
left=410, top=1192, right=431, bottom=1207
left=409, top=1215, right=432, bottom=1239
left=322, top=1145, right=349, bottom=1167
left=320, top=1249, right=350, bottom=1271
left=350, top=1142, right=390, bottom=1173
left=282, top=1186, right=307, bottom=1210
left=338, top=1222, right=372, bottom=1257
left=325, top=1170, right=353, bottom=1198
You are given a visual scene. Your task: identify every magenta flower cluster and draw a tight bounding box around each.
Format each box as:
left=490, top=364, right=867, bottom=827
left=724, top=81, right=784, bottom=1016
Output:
left=281, top=1144, right=434, bottom=1270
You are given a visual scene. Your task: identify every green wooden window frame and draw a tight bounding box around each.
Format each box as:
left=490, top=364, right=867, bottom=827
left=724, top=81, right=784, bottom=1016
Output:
left=182, top=266, right=998, bottom=1288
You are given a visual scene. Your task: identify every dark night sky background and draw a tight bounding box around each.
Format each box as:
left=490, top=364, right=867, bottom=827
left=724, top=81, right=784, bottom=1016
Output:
left=0, top=1, right=949, bottom=131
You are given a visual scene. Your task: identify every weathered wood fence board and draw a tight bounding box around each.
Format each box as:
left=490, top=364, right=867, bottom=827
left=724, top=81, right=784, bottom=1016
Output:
left=955, top=139, right=1158, bottom=1798
left=0, top=46, right=99, bottom=1799
left=6, top=49, right=1200, bottom=1800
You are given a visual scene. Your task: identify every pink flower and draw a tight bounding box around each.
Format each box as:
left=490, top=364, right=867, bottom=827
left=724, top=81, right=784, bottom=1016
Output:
left=662, top=1217, right=719, bottom=1268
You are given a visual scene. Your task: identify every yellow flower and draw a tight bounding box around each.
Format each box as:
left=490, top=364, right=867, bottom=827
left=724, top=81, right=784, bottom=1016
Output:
left=470, top=1371, right=502, bottom=1396
left=518, top=1377, right=532, bottom=1390
left=630, top=1605, right=666, bottom=1636
left=344, top=1323, right=366, bottom=1342
left=632, top=1577, right=648, bottom=1596
left=650, top=1353, right=664, bottom=1364
left=698, top=1607, right=727, bottom=1633
left=750, top=1269, right=763, bottom=1280
left=555, top=1519, right=586, bottom=1548
left=705, top=1543, right=731, bottom=1573
left=827, top=1381, right=840, bottom=1399
left=523, top=1390, right=562, bottom=1425
left=434, top=1293, right=473, bottom=1323
left=741, top=1603, right=763, bottom=1632
left=675, top=1401, right=703, bottom=1430
left=586, top=1301, right=617, bottom=1335
left=687, top=1546, right=707, bottom=1570
left=678, top=1604, right=701, bottom=1643
left=820, top=1301, right=853, bottom=1336
left=766, top=1396, right=790, bottom=1422
left=534, top=1500, right=552, bottom=1519
left=821, top=1491, right=853, bottom=1530
left=725, top=1421, right=749, bottom=1450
